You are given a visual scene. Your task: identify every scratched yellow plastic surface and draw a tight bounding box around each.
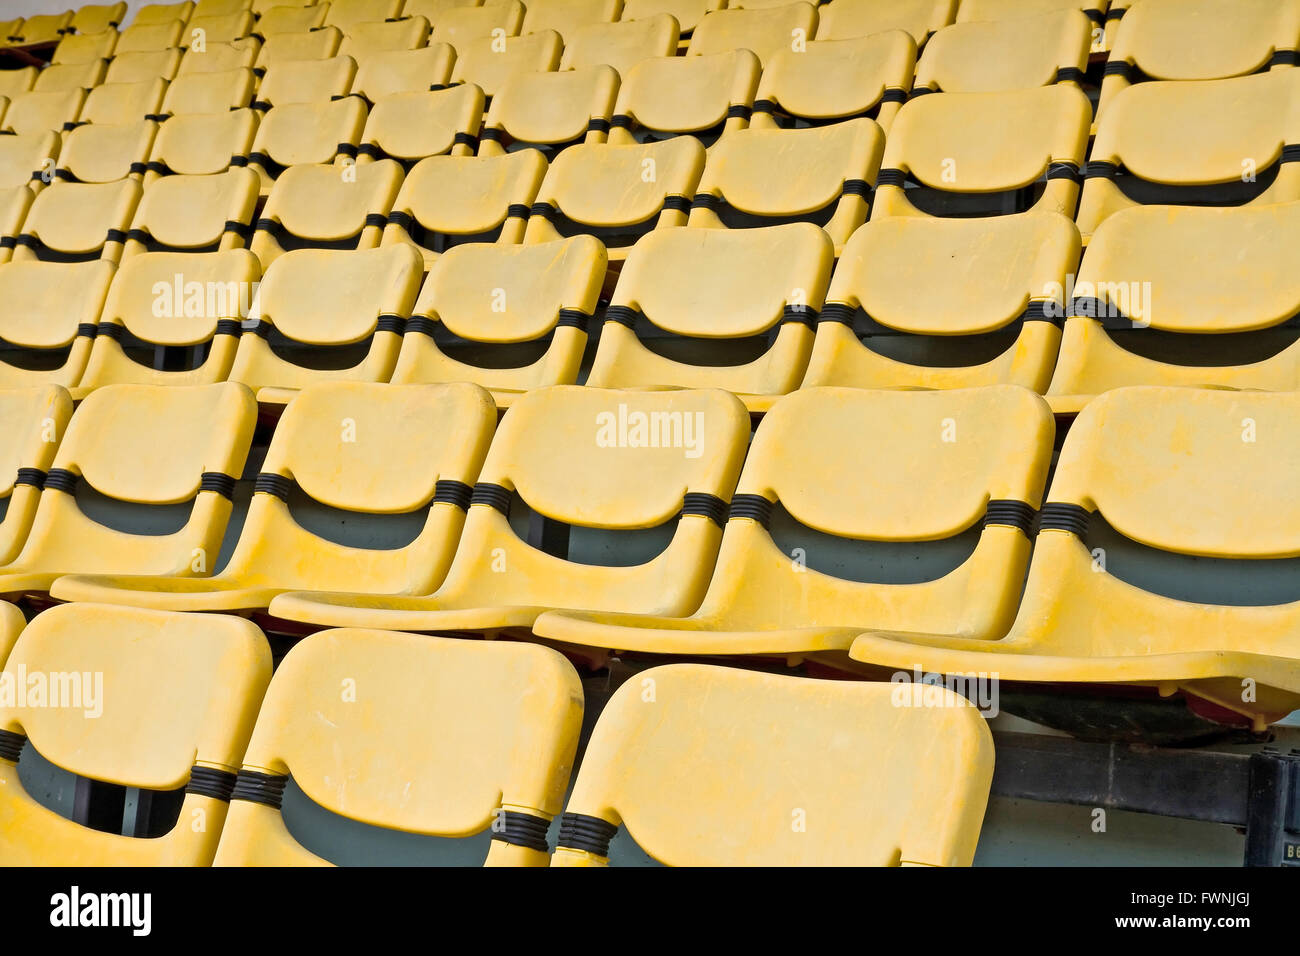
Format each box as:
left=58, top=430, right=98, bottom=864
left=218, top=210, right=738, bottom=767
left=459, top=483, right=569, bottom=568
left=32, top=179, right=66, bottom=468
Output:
left=0, top=604, right=270, bottom=866
left=51, top=30, right=117, bottom=65
left=915, top=9, right=1090, bottom=92
left=0, top=387, right=73, bottom=566
left=247, top=98, right=367, bottom=194
left=0, top=383, right=255, bottom=598
left=351, top=45, right=457, bottom=100
left=872, top=84, right=1090, bottom=220
left=432, top=1, right=524, bottom=47
left=1047, top=203, right=1300, bottom=413
left=324, top=0, right=403, bottom=30
left=1077, top=71, right=1300, bottom=241
left=144, top=109, right=258, bottom=182
left=450, top=31, right=562, bottom=99
left=358, top=86, right=484, bottom=163
left=213, top=629, right=582, bottom=866
left=852, top=386, right=1300, bottom=731
left=123, top=168, right=258, bottom=258
left=178, top=38, right=260, bottom=74
left=538, top=386, right=1052, bottom=654
left=751, top=33, right=915, bottom=132
left=561, top=15, right=679, bottom=74
left=608, top=50, right=758, bottom=141
left=801, top=211, right=1080, bottom=392
left=103, top=49, right=184, bottom=85
left=268, top=385, right=749, bottom=631
left=551, top=664, right=993, bottom=866
left=688, top=3, right=819, bottom=68
left=2, top=89, right=86, bottom=136
left=621, top=0, right=722, bottom=34
left=0, top=261, right=114, bottom=387
left=255, top=26, right=341, bottom=70
left=116, top=21, right=185, bottom=54
left=69, top=2, right=127, bottom=36
left=53, top=382, right=496, bottom=611
left=478, top=65, right=619, bottom=154
left=160, top=68, right=256, bottom=115
left=816, top=0, right=955, bottom=44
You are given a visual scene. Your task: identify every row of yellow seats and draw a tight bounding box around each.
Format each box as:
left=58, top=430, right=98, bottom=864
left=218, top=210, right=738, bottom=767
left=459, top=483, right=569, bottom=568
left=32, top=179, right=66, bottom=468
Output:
left=0, top=379, right=1292, bottom=734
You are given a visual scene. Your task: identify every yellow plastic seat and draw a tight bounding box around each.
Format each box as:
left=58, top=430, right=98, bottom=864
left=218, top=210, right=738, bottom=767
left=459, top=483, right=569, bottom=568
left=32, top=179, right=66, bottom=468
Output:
left=801, top=211, right=1079, bottom=393
left=79, top=78, right=168, bottom=125
left=351, top=45, right=456, bottom=100
left=245, top=98, right=367, bottom=194
left=913, top=8, right=1091, bottom=93
left=143, top=108, right=259, bottom=180
left=537, top=385, right=1053, bottom=654
left=0, top=260, right=114, bottom=386
left=357, top=86, right=484, bottom=165
left=0, top=69, right=36, bottom=101
left=0, top=386, right=74, bottom=566
left=177, top=36, right=260, bottom=72
left=50, top=28, right=116, bottom=63
left=254, top=26, right=341, bottom=70
left=194, top=0, right=254, bottom=16
left=620, top=0, right=721, bottom=36
left=871, top=84, right=1090, bottom=221
left=404, top=0, right=483, bottom=22
left=0, top=20, right=21, bottom=45
left=0, top=130, right=59, bottom=193
left=211, top=628, right=581, bottom=866
left=251, top=160, right=402, bottom=269
left=268, top=384, right=749, bottom=631
left=323, top=0, right=403, bottom=32
left=0, top=382, right=255, bottom=598
left=51, top=119, right=157, bottom=185
left=687, top=3, right=818, bottom=68
left=750, top=33, right=915, bottom=133
left=432, top=1, right=524, bottom=48
left=123, top=167, right=259, bottom=256
left=687, top=120, right=883, bottom=255
left=9, top=13, right=75, bottom=47
left=134, top=1, right=197, bottom=25
left=9, top=178, right=139, bottom=264
left=69, top=2, right=129, bottom=35
left=0, top=603, right=269, bottom=866
left=449, top=31, right=561, bottom=99
left=338, top=16, right=430, bottom=60
left=158, top=65, right=256, bottom=114
left=607, top=49, right=757, bottom=145
left=586, top=224, right=832, bottom=411
left=379, top=151, right=546, bottom=269
left=0, top=188, right=32, bottom=263
left=69, top=250, right=259, bottom=397
left=1076, top=71, right=1300, bottom=242
left=851, top=385, right=1300, bottom=733
left=254, top=54, right=356, bottom=109
left=32, top=61, right=106, bottom=94
left=1047, top=203, right=1300, bottom=414
left=477, top=65, right=618, bottom=156
left=559, top=14, right=677, bottom=75
left=229, top=244, right=424, bottom=404
left=523, top=138, right=702, bottom=262
left=391, top=237, right=605, bottom=404
left=255, top=3, right=328, bottom=36
left=103, top=47, right=185, bottom=83
left=816, top=0, right=955, bottom=45
left=522, top=0, right=623, bottom=46
left=186, top=10, right=256, bottom=44
left=550, top=663, right=993, bottom=866
left=56, top=381, right=496, bottom=610
left=115, top=20, right=186, bottom=54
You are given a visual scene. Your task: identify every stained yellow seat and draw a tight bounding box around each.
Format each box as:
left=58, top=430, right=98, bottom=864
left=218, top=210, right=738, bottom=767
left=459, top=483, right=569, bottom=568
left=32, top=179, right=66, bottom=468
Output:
left=391, top=237, right=605, bottom=404
left=477, top=65, right=619, bottom=157
left=49, top=120, right=156, bottom=185
left=816, top=0, right=955, bottom=45
left=0, top=382, right=255, bottom=598
left=559, top=14, right=677, bottom=75
left=212, top=629, right=581, bottom=866
left=254, top=26, right=341, bottom=70
left=914, top=8, right=1090, bottom=93
left=186, top=10, right=256, bottom=43
left=350, top=44, right=456, bottom=100
left=50, top=28, right=116, bottom=64
left=103, top=47, right=185, bottom=83
left=522, top=0, right=623, bottom=46
left=9, top=178, right=140, bottom=264
left=687, top=120, right=883, bottom=255
left=177, top=36, right=260, bottom=73
left=79, top=78, right=168, bottom=125
left=540, top=386, right=1052, bottom=654
left=801, top=211, right=1080, bottom=393
left=229, top=244, right=424, bottom=404
left=116, top=20, right=186, bottom=54
left=245, top=98, right=367, bottom=194
left=0, top=261, right=114, bottom=387
left=267, top=384, right=749, bottom=631
left=585, top=224, right=832, bottom=411
left=9, top=12, right=75, bottom=46
left=1076, top=71, right=1300, bottom=242
left=357, top=86, right=484, bottom=165
left=606, top=49, right=758, bottom=145
left=55, top=381, right=496, bottom=610
left=432, top=1, right=524, bottom=48
left=448, top=31, right=561, bottom=99
left=0, top=130, right=59, bottom=193
left=142, top=108, right=259, bottom=180
left=255, top=3, right=328, bottom=36
left=254, top=54, right=356, bottom=109
left=851, top=385, right=1300, bottom=734
left=380, top=150, right=546, bottom=269
left=0, top=603, right=271, bottom=866
left=621, top=0, right=720, bottom=35
left=338, top=16, right=431, bottom=60
left=69, top=2, right=129, bottom=35
left=134, top=1, right=196, bottom=25
left=687, top=3, right=818, bottom=68
left=32, top=61, right=106, bottom=94
left=323, top=0, right=403, bottom=32
left=872, top=84, right=1090, bottom=221
left=158, top=65, right=256, bottom=114
left=750, top=33, right=915, bottom=133
left=0, top=386, right=74, bottom=566
left=523, top=138, right=704, bottom=261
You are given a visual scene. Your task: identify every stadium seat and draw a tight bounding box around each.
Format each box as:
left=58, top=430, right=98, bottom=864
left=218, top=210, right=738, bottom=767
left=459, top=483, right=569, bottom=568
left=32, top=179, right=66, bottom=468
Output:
left=0, top=386, right=74, bottom=566
left=522, top=0, right=623, bottom=46
left=850, top=386, right=1300, bottom=734
left=750, top=32, right=915, bottom=133
left=142, top=108, right=259, bottom=180
left=177, top=36, right=260, bottom=72
left=913, top=9, right=1091, bottom=93
left=32, top=61, right=106, bottom=93
left=254, top=3, right=328, bottom=36
left=559, top=14, right=678, bottom=74
left=800, top=212, right=1080, bottom=392
left=871, top=84, right=1090, bottom=220
left=606, top=49, right=758, bottom=144
left=688, top=3, right=818, bottom=68
left=0, top=19, right=21, bottom=45
left=477, top=65, right=618, bottom=156
left=123, top=167, right=259, bottom=255
left=551, top=663, right=993, bottom=866
left=0, top=188, right=31, bottom=264
left=52, top=120, right=157, bottom=184
left=80, top=78, right=168, bottom=125
left=585, top=224, right=832, bottom=410
left=324, top=0, right=403, bottom=32
left=254, top=55, right=356, bottom=108
left=50, top=28, right=116, bottom=63
left=815, top=0, right=955, bottom=44
left=380, top=151, right=547, bottom=269
left=0, top=381, right=255, bottom=598
left=0, top=260, right=114, bottom=385
left=8, top=12, right=75, bottom=47
left=254, top=27, right=341, bottom=70
left=211, top=629, right=581, bottom=866
left=115, top=20, right=186, bottom=54
left=431, top=1, right=524, bottom=48
left=8, top=178, right=140, bottom=263
left=390, top=237, right=605, bottom=403
left=157, top=66, right=256, bottom=114
left=357, top=86, right=484, bottom=164
left=449, top=31, right=563, bottom=99
left=245, top=97, right=367, bottom=194
left=338, top=16, right=430, bottom=60
left=228, top=244, right=424, bottom=404
left=69, top=2, right=129, bottom=35
left=69, top=250, right=259, bottom=396
left=186, top=10, right=256, bottom=44
left=0, top=68, right=36, bottom=101
left=621, top=0, right=721, bottom=36
left=134, top=1, right=196, bottom=25
left=404, top=0, right=482, bottom=21
left=687, top=120, right=883, bottom=255
left=522, top=138, right=704, bottom=261
left=250, top=160, right=402, bottom=269
left=103, top=48, right=185, bottom=83
left=0, top=130, right=58, bottom=193
left=1047, top=203, right=1300, bottom=413
left=267, top=384, right=749, bottom=631
left=0, top=603, right=269, bottom=866
left=55, top=381, right=496, bottom=609
left=1077, top=72, right=1300, bottom=241
left=351, top=45, right=456, bottom=100
left=193, top=0, right=254, bottom=15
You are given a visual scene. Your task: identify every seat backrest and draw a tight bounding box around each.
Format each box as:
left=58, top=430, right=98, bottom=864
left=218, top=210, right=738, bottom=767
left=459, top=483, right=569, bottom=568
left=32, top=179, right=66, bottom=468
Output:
left=914, top=8, right=1091, bottom=93
left=255, top=54, right=356, bottom=108
left=69, top=2, right=129, bottom=36
left=0, top=68, right=36, bottom=101
left=338, top=16, right=431, bottom=59
left=478, top=65, right=619, bottom=155
left=125, top=167, right=260, bottom=255
left=351, top=44, right=456, bottom=100
left=185, top=10, right=256, bottom=44
left=115, top=19, right=186, bottom=54
left=0, top=385, right=74, bottom=566
left=254, top=25, right=340, bottom=69
left=610, top=49, right=758, bottom=142
left=32, top=61, right=106, bottom=93
left=449, top=30, right=561, bottom=98
left=0, top=130, right=58, bottom=190
left=0, top=262, right=115, bottom=386
left=160, top=66, right=256, bottom=114
left=622, top=0, right=720, bottom=34
left=11, top=178, right=140, bottom=262
left=177, top=35, right=260, bottom=73
left=323, top=0, right=403, bottom=31
left=522, top=0, right=623, bottom=45
left=246, top=97, right=367, bottom=183
left=145, top=108, right=258, bottom=178
left=431, top=0, right=524, bottom=46
left=134, top=1, right=196, bottom=25
left=256, top=2, right=328, bottom=35
left=81, top=77, right=168, bottom=125
left=51, top=28, right=117, bottom=64
left=193, top=0, right=253, bottom=16
left=12, top=12, right=76, bottom=46
left=559, top=15, right=678, bottom=74
left=53, top=119, right=158, bottom=185
left=358, top=85, right=484, bottom=164
left=103, top=47, right=185, bottom=84
left=815, top=0, right=955, bottom=43
left=687, top=3, right=819, bottom=68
